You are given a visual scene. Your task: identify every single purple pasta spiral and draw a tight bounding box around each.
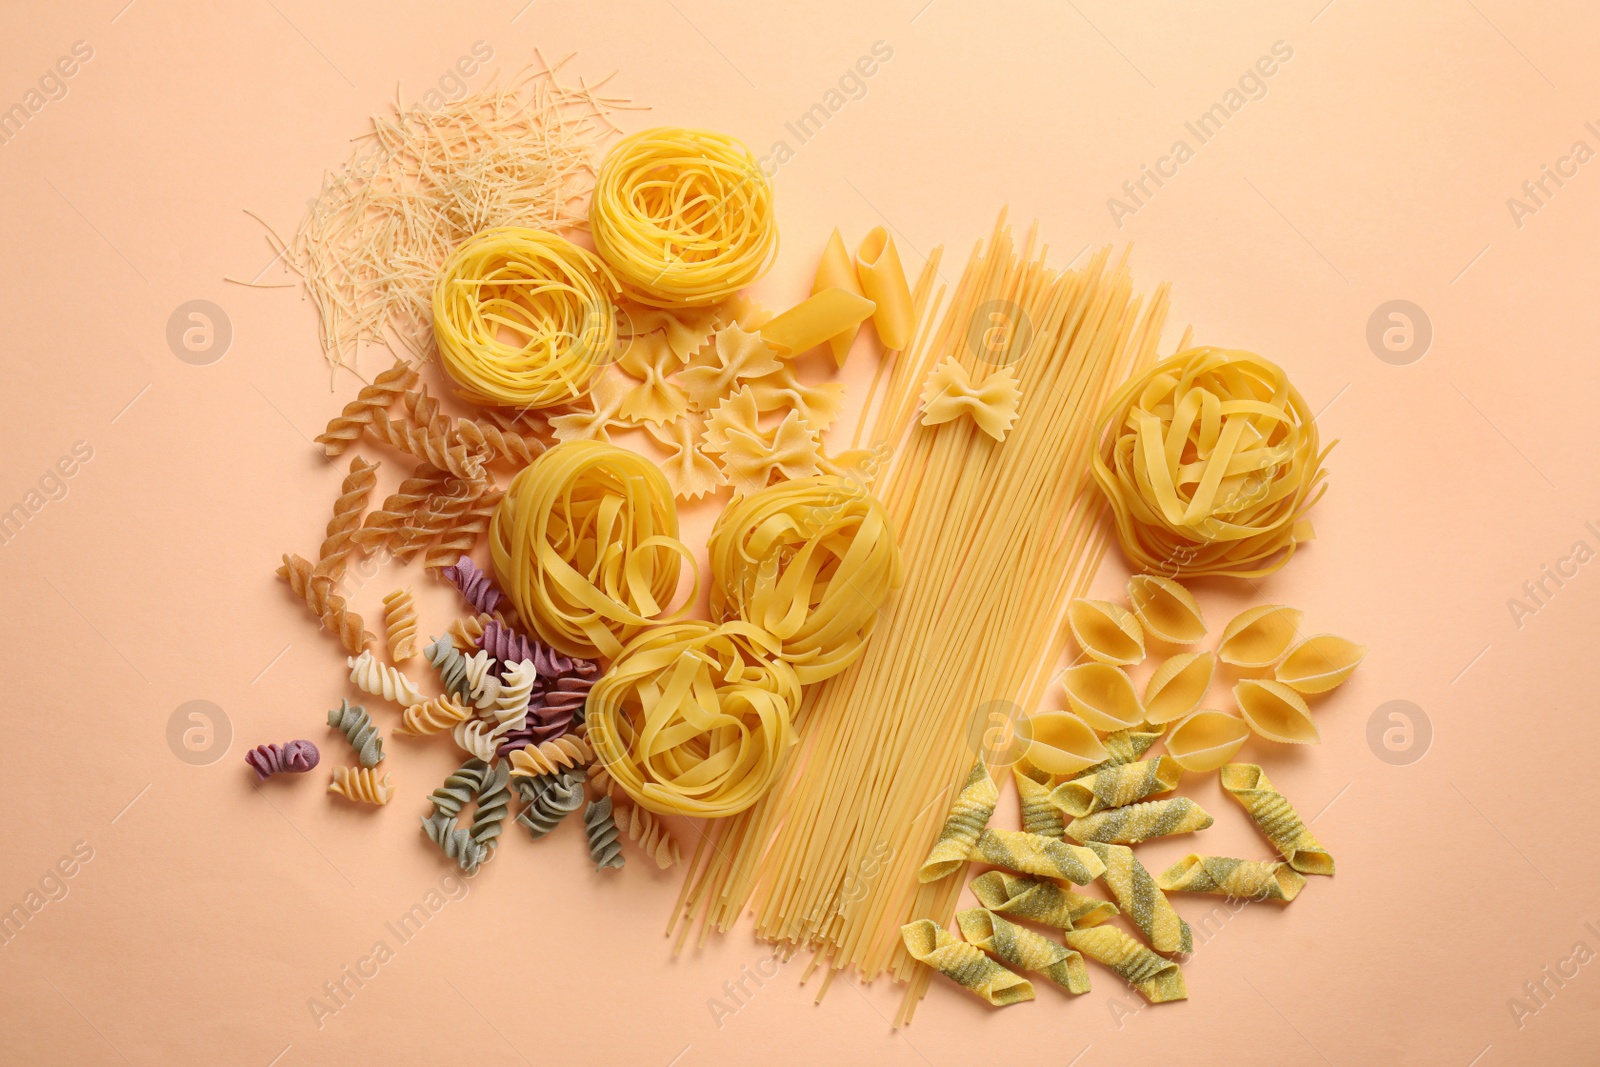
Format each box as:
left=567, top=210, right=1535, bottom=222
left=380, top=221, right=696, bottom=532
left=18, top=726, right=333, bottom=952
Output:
left=245, top=740, right=321, bottom=781
left=495, top=675, right=596, bottom=755
left=478, top=619, right=597, bottom=681
left=441, top=554, right=505, bottom=617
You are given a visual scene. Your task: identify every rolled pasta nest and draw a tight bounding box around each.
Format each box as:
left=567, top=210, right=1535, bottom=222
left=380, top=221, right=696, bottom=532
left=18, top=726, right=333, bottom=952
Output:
left=587, top=620, right=799, bottom=818
left=707, top=475, right=905, bottom=684
left=433, top=226, right=620, bottom=408
left=589, top=127, right=778, bottom=307
left=489, top=439, right=697, bottom=660
left=1090, top=346, right=1330, bottom=579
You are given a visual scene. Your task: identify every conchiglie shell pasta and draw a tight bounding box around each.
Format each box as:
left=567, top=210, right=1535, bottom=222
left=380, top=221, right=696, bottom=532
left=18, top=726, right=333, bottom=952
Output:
left=1060, top=664, right=1147, bottom=732
left=1164, top=709, right=1250, bottom=773
left=1234, top=679, right=1319, bottom=745
left=1275, top=634, right=1367, bottom=694
left=1020, top=711, right=1110, bottom=777
left=1143, top=651, right=1215, bottom=725
left=1217, top=605, right=1304, bottom=668
left=1067, top=599, right=1145, bottom=666
left=1126, top=574, right=1207, bottom=645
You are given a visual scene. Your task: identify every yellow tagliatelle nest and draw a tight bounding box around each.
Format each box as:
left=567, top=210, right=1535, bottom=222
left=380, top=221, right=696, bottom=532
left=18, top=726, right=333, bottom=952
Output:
left=590, top=127, right=777, bottom=307
left=707, top=475, right=904, bottom=684
left=489, top=440, right=697, bottom=660
left=587, top=621, right=799, bottom=818
left=1091, top=347, right=1330, bottom=578
left=433, top=226, right=619, bottom=408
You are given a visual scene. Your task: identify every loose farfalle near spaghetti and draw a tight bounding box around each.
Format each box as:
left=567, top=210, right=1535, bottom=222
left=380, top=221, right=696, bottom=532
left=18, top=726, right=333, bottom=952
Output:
left=645, top=416, right=724, bottom=501
left=918, top=357, right=1022, bottom=442
left=586, top=620, right=799, bottom=818
left=615, top=331, right=690, bottom=426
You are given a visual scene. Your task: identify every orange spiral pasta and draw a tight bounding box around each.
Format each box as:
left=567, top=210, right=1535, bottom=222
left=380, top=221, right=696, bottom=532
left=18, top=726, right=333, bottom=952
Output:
left=589, top=127, right=777, bottom=307
left=489, top=440, right=697, bottom=660
left=433, top=226, right=620, bottom=408
left=1090, top=347, right=1330, bottom=579
left=587, top=621, right=798, bottom=818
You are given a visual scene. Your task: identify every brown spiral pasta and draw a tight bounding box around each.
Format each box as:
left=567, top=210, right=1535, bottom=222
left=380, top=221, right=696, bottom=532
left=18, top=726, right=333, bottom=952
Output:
left=365, top=407, right=486, bottom=481
left=421, top=486, right=504, bottom=573
left=354, top=463, right=451, bottom=552
left=317, top=455, right=379, bottom=579
left=314, top=359, right=419, bottom=456
left=276, top=552, right=372, bottom=653
left=382, top=587, right=418, bottom=661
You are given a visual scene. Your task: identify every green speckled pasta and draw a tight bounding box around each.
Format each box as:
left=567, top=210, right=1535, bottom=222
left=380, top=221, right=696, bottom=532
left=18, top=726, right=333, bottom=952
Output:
left=326, top=699, right=383, bottom=767
left=971, top=829, right=1105, bottom=885
left=1156, top=854, right=1306, bottom=902
left=900, top=920, right=1035, bottom=1006
left=1220, top=763, right=1334, bottom=875
left=956, top=909, right=1090, bottom=994
left=584, top=796, right=625, bottom=870
left=969, top=871, right=1119, bottom=931
left=1050, top=757, right=1182, bottom=817
left=1064, top=925, right=1187, bottom=1003
left=1069, top=728, right=1163, bottom=780
left=917, top=759, right=999, bottom=882
left=1084, top=842, right=1191, bottom=954
left=1015, top=769, right=1065, bottom=838
left=1066, top=797, right=1213, bottom=845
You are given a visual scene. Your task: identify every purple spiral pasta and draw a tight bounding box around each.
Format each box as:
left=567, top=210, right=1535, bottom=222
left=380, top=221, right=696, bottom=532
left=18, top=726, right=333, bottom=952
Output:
left=495, top=678, right=597, bottom=756
left=245, top=740, right=321, bottom=781
left=440, top=554, right=506, bottom=617
left=477, top=619, right=597, bottom=681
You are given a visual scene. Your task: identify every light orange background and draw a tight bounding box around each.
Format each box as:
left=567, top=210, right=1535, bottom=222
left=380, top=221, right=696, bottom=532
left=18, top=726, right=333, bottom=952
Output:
left=3, top=1, right=1598, bottom=1064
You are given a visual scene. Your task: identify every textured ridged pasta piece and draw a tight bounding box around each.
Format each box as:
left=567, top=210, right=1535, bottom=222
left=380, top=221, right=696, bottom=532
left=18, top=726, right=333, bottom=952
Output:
left=918, top=358, right=1022, bottom=442
left=855, top=227, right=915, bottom=350
left=316, top=359, right=418, bottom=455
left=1218, top=605, right=1305, bottom=668
left=744, top=362, right=846, bottom=432
left=452, top=719, right=510, bottom=761
left=1066, top=797, right=1213, bottom=845
left=277, top=552, right=372, bottom=654
left=707, top=475, right=905, bottom=684
left=1083, top=842, right=1192, bottom=955
left=423, top=635, right=474, bottom=701
left=918, top=760, right=1001, bottom=882
left=397, top=694, right=473, bottom=737
left=440, top=555, right=509, bottom=619
left=1143, top=651, right=1214, bottom=725
left=1060, top=663, right=1146, bottom=732
left=1063, top=926, right=1187, bottom=1003
left=968, top=871, right=1118, bottom=931
left=508, top=735, right=594, bottom=778
left=347, top=650, right=422, bottom=707
left=679, top=324, right=782, bottom=412
left=956, top=909, right=1090, bottom=994
left=514, top=770, right=585, bottom=840
left=1020, top=711, right=1110, bottom=777
left=354, top=463, right=448, bottom=552
left=421, top=810, right=485, bottom=872
left=317, top=456, right=380, bottom=579
left=492, top=660, right=536, bottom=727
left=490, top=440, right=695, bottom=660
left=1049, top=757, right=1182, bottom=817
left=616, top=332, right=690, bottom=426
left=549, top=371, right=627, bottom=444
left=1234, top=679, right=1319, bottom=745
left=326, top=699, right=383, bottom=767
left=1126, top=574, right=1207, bottom=645
left=469, top=760, right=511, bottom=856
left=328, top=766, right=394, bottom=806
left=364, top=407, right=487, bottom=481
left=245, top=740, right=320, bottom=781
left=1220, top=763, right=1334, bottom=875
left=1157, top=854, right=1306, bottom=902
left=813, top=228, right=867, bottom=365
left=900, top=920, right=1035, bottom=1006
left=583, top=796, right=626, bottom=870
left=759, top=288, right=877, bottom=359
left=614, top=800, right=682, bottom=868
left=1015, top=771, right=1065, bottom=838
left=645, top=416, right=724, bottom=501
left=1275, top=633, right=1366, bottom=694
left=1070, top=728, right=1163, bottom=780
left=1067, top=599, right=1146, bottom=667
left=427, top=758, right=490, bottom=819
left=971, top=829, right=1106, bottom=885
left=451, top=415, right=544, bottom=468
left=449, top=613, right=495, bottom=653
left=1164, top=709, right=1251, bottom=772
left=382, top=587, right=418, bottom=661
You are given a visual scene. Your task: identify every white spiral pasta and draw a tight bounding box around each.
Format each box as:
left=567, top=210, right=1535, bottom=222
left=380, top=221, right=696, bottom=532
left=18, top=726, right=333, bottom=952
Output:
left=347, top=650, right=422, bottom=707
left=492, top=659, right=536, bottom=727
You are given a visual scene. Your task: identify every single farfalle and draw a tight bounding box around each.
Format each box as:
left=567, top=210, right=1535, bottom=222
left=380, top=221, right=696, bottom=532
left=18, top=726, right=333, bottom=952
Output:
left=645, top=416, right=724, bottom=500
left=549, top=372, right=627, bottom=444
left=703, top=393, right=822, bottom=494
left=615, top=332, right=689, bottom=426
left=744, top=362, right=846, bottom=432
left=245, top=740, right=320, bottom=781
left=918, top=357, right=1022, bottom=442
left=617, top=301, right=723, bottom=362
left=680, top=324, right=783, bottom=412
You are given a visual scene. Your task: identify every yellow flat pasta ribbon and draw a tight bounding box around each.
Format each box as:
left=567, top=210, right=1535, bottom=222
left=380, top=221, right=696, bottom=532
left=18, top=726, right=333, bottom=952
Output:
left=813, top=228, right=867, bottom=366
left=900, top=920, right=1034, bottom=1007
left=1063, top=926, right=1187, bottom=1003
left=956, top=909, right=1090, bottom=994
left=969, top=871, right=1118, bottom=932
left=1083, top=842, right=1192, bottom=955
left=759, top=287, right=877, bottom=358
left=856, top=226, right=915, bottom=350
left=918, top=358, right=1022, bottom=442
left=1156, top=854, right=1306, bottom=902
left=917, top=759, right=1000, bottom=882
left=971, top=829, right=1106, bottom=885
left=1049, top=757, right=1183, bottom=817
left=1219, top=763, right=1334, bottom=875
left=1065, top=797, right=1213, bottom=845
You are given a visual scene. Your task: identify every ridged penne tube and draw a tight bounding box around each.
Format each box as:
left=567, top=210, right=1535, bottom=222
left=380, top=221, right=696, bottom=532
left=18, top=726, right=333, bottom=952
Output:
left=1156, top=854, right=1306, bottom=903
left=759, top=287, right=876, bottom=358
left=1164, top=709, right=1250, bottom=772
left=1234, top=679, right=1319, bottom=745
left=1126, top=574, right=1207, bottom=645
left=917, top=759, right=1000, bottom=882
left=1066, top=797, right=1213, bottom=845
left=1015, top=770, right=1065, bottom=838
left=1069, top=728, right=1162, bottom=780
left=328, top=766, right=395, bottom=806
left=969, top=871, right=1118, bottom=931
left=1019, top=711, right=1108, bottom=777
left=1084, top=842, right=1192, bottom=955
left=1049, top=757, right=1182, bottom=817
left=1060, top=663, right=1146, bottom=732
left=1274, top=633, right=1367, bottom=694
left=856, top=227, right=915, bottom=350
left=813, top=228, right=866, bottom=366
left=1219, top=763, right=1334, bottom=875
left=971, top=829, right=1106, bottom=885
left=900, top=920, right=1034, bottom=1006
left=1217, top=604, right=1305, bottom=668
left=1143, top=651, right=1214, bottom=725
left=1063, top=925, right=1187, bottom=1003
left=956, top=909, right=1090, bottom=994
left=1067, top=599, right=1145, bottom=666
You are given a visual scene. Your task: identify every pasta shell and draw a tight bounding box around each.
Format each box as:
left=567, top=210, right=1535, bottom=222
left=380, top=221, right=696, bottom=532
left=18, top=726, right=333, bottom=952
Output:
left=1234, top=679, right=1319, bottom=745
left=1217, top=605, right=1304, bottom=668
left=1126, top=575, right=1207, bottom=645
left=1067, top=599, right=1145, bottom=666
left=1164, top=709, right=1250, bottom=773
left=1020, top=711, right=1110, bottom=777
left=1275, top=634, right=1367, bottom=694
left=1143, top=651, right=1215, bottom=725
left=1060, top=664, right=1146, bottom=732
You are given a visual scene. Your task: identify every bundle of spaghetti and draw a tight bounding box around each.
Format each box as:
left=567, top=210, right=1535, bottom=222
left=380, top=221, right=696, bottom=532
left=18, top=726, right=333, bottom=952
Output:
left=670, top=215, right=1171, bottom=1026
left=265, top=58, right=635, bottom=379
left=589, top=127, right=777, bottom=307
left=433, top=226, right=620, bottom=408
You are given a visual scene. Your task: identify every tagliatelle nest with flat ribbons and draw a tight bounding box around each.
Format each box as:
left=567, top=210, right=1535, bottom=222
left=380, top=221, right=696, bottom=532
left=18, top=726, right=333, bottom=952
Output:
left=1090, top=346, right=1331, bottom=579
